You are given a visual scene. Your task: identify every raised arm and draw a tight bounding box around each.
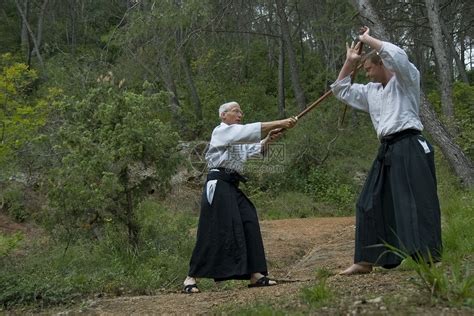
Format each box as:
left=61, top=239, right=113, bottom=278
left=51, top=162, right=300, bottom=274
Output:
left=358, top=26, right=382, bottom=52
left=359, top=26, right=419, bottom=86
left=336, top=41, right=364, bottom=81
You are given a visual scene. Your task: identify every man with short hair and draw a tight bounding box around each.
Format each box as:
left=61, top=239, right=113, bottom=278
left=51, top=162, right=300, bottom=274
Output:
left=331, top=27, right=442, bottom=275
left=183, top=101, right=297, bottom=293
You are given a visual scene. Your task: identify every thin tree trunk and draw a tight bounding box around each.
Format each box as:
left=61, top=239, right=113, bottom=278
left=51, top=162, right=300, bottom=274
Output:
left=155, top=36, right=182, bottom=129
left=20, top=0, right=30, bottom=62
left=275, top=0, right=306, bottom=111
left=425, top=0, right=454, bottom=118
left=36, top=0, right=48, bottom=53
left=126, top=0, right=135, bottom=10
left=351, top=0, right=474, bottom=188
left=15, top=0, right=44, bottom=69
left=263, top=4, right=276, bottom=69
left=69, top=0, right=77, bottom=53
left=420, top=93, right=473, bottom=187
left=278, top=34, right=286, bottom=118
left=178, top=47, right=202, bottom=121
left=441, top=23, right=469, bottom=84
left=295, top=1, right=305, bottom=65
left=124, top=179, right=139, bottom=248
left=460, top=33, right=466, bottom=72
left=158, top=53, right=181, bottom=116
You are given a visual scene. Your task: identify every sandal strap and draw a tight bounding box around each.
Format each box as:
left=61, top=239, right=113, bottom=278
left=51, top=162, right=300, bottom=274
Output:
left=256, top=276, right=270, bottom=285
left=183, top=284, right=199, bottom=293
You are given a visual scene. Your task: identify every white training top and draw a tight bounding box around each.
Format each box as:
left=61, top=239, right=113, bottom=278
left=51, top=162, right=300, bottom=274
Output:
left=331, top=41, right=423, bottom=139
left=205, top=122, right=262, bottom=173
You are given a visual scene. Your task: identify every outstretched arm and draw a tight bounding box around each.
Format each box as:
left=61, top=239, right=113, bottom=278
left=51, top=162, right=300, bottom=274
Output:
left=261, top=117, right=297, bottom=137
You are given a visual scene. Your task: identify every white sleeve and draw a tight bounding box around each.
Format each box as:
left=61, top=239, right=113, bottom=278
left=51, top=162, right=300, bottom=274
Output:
left=378, top=41, right=420, bottom=88
left=211, top=122, right=262, bottom=147
left=330, top=76, right=370, bottom=112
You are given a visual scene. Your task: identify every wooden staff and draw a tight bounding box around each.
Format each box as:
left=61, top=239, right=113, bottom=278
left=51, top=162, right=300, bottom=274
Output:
left=295, top=42, right=364, bottom=121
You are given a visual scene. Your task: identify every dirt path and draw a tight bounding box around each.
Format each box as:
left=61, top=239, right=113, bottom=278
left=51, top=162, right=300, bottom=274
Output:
left=33, top=217, right=471, bottom=315
left=47, top=217, right=352, bottom=315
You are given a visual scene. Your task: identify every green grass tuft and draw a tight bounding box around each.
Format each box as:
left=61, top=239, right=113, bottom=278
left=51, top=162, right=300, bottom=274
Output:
left=301, top=275, right=333, bottom=308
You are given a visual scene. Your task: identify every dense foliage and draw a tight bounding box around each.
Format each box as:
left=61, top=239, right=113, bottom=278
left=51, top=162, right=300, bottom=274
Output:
left=45, top=79, right=179, bottom=245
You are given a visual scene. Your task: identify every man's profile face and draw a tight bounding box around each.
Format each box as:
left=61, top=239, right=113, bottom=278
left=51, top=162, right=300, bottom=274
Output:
left=221, top=104, right=244, bottom=125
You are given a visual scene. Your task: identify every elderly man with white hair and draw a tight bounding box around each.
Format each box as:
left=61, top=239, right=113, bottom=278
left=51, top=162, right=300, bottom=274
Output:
left=182, top=101, right=297, bottom=293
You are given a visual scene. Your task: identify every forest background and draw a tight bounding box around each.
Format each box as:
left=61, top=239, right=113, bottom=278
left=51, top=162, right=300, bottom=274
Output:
left=0, top=0, right=473, bottom=313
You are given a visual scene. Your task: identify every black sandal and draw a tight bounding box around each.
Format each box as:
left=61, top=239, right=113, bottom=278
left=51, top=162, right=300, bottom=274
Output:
left=248, top=276, right=277, bottom=288
left=182, top=284, right=200, bottom=293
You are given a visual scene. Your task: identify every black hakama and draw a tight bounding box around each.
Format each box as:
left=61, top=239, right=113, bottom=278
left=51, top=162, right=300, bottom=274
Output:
left=188, top=169, right=268, bottom=281
left=355, top=129, right=443, bottom=267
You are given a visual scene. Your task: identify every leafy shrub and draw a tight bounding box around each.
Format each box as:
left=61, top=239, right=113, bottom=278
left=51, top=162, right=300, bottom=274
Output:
left=1, top=183, right=28, bottom=222
left=427, top=82, right=474, bottom=159
left=44, top=78, right=180, bottom=246
left=304, top=166, right=355, bottom=211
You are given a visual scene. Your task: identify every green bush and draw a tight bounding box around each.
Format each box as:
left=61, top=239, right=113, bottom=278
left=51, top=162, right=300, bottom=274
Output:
left=1, top=183, right=28, bottom=222
left=304, top=166, right=355, bottom=211
left=44, top=79, right=180, bottom=246
left=427, top=82, right=474, bottom=159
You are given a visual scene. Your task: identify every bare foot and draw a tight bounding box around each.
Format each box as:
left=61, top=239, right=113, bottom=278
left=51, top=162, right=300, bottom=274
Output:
left=338, top=263, right=373, bottom=275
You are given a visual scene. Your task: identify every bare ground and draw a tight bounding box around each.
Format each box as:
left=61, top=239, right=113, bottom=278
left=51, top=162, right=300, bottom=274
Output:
left=32, top=217, right=469, bottom=315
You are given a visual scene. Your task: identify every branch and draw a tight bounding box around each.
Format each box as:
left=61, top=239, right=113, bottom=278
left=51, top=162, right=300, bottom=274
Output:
left=14, top=0, right=44, bottom=69
left=102, top=1, right=140, bottom=61
left=201, top=29, right=280, bottom=39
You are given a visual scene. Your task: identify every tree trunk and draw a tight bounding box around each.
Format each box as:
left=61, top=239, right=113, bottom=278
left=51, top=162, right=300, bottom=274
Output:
left=178, top=48, right=202, bottom=121
left=425, top=0, right=454, bottom=118
left=420, top=93, right=473, bottom=187
left=158, top=53, right=181, bottom=116
left=275, top=0, right=306, bottom=111
left=15, top=0, right=44, bottom=69
left=126, top=0, right=135, bottom=10
left=20, top=0, right=30, bottom=63
left=278, top=34, right=286, bottom=118
left=440, top=20, right=469, bottom=84
left=124, top=186, right=139, bottom=248
left=294, top=1, right=305, bottom=65
left=69, top=1, right=77, bottom=52
left=351, top=0, right=474, bottom=188
left=35, top=0, right=49, bottom=54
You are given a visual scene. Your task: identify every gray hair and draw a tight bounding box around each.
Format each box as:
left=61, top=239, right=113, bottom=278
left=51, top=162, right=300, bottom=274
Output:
left=218, top=101, right=239, bottom=116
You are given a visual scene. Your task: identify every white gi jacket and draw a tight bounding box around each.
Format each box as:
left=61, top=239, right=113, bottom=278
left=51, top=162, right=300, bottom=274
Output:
left=331, top=41, right=424, bottom=139
left=205, top=122, right=263, bottom=174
